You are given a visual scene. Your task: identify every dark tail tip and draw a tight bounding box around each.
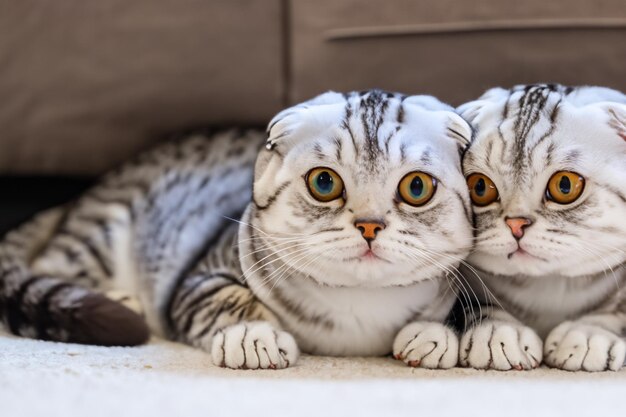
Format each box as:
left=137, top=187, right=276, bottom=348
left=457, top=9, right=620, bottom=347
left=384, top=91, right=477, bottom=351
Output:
left=62, top=293, right=150, bottom=347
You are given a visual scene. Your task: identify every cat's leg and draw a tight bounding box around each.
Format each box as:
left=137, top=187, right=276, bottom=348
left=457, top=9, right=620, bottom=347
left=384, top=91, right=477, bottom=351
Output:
left=392, top=288, right=459, bottom=369
left=0, top=205, right=149, bottom=345
left=544, top=313, right=626, bottom=371
left=459, top=306, right=543, bottom=370
left=167, top=269, right=299, bottom=370
left=31, top=203, right=145, bottom=316
left=393, top=321, right=459, bottom=369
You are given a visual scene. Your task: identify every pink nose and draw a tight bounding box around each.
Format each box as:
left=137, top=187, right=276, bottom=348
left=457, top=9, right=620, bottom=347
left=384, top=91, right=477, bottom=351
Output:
left=505, top=217, right=532, bottom=239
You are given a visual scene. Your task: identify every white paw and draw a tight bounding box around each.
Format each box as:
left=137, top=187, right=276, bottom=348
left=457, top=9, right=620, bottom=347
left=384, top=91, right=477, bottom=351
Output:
left=544, top=321, right=626, bottom=372
left=393, top=322, right=459, bottom=369
left=211, top=321, right=299, bottom=370
left=460, top=321, right=542, bottom=370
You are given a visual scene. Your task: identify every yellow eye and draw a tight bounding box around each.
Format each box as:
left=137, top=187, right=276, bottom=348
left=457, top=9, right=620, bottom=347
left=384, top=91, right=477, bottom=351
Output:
left=306, top=167, right=344, bottom=202
left=546, top=171, right=585, bottom=204
left=467, top=173, right=499, bottom=206
left=397, top=172, right=437, bottom=207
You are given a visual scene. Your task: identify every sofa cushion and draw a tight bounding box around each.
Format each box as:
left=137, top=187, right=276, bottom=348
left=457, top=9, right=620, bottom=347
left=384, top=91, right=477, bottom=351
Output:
left=289, top=0, right=626, bottom=105
left=0, top=0, right=282, bottom=175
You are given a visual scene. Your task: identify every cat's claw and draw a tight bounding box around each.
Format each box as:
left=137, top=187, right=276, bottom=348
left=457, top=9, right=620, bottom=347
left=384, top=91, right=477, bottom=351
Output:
left=211, top=321, right=299, bottom=370
left=460, top=321, right=542, bottom=370
left=544, top=321, right=626, bottom=372
left=393, top=322, right=459, bottom=369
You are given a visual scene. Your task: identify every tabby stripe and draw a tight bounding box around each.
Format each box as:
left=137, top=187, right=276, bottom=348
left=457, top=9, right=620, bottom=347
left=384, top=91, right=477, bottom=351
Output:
left=529, top=99, right=561, bottom=158
left=454, top=189, right=472, bottom=224
left=179, top=294, right=224, bottom=335
left=5, top=275, right=44, bottom=334
left=35, top=282, right=74, bottom=340
left=74, top=214, right=114, bottom=248
left=191, top=297, right=236, bottom=341
left=342, top=120, right=359, bottom=157
left=185, top=290, right=241, bottom=338
left=166, top=220, right=242, bottom=333
left=174, top=273, right=238, bottom=315
left=447, top=127, right=468, bottom=146
left=84, top=193, right=134, bottom=214
left=253, top=181, right=291, bottom=211
left=57, top=230, right=113, bottom=277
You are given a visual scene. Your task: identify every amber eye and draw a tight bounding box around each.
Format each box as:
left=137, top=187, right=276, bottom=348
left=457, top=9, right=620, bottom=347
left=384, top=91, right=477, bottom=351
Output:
left=467, top=173, right=499, bottom=206
left=306, top=167, right=344, bottom=202
left=397, top=172, right=437, bottom=207
left=546, top=171, right=585, bottom=204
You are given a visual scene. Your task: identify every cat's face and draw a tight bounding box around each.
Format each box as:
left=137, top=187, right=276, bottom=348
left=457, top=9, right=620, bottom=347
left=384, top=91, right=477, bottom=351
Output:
left=249, top=91, right=473, bottom=288
left=460, top=84, right=626, bottom=278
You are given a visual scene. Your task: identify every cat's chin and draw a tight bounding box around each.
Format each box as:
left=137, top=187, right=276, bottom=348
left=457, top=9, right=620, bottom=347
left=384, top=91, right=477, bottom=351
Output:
left=296, top=260, right=445, bottom=288
left=468, top=251, right=622, bottom=278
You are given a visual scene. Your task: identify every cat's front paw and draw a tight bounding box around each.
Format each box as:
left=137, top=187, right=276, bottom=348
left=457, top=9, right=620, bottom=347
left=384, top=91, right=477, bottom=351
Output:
left=393, top=322, right=458, bottom=369
left=211, top=321, right=299, bottom=370
left=459, top=321, right=542, bottom=370
left=544, top=321, right=626, bottom=372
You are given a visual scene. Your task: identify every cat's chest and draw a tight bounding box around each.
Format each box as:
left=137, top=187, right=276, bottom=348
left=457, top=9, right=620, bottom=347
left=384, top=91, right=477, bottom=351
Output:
left=253, top=278, right=449, bottom=356
left=483, top=273, right=618, bottom=336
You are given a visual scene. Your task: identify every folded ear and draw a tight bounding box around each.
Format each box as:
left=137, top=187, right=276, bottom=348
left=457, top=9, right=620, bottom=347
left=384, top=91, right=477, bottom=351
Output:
left=564, top=86, right=626, bottom=107
left=403, top=95, right=473, bottom=151
left=456, top=87, right=509, bottom=126
left=446, top=112, right=473, bottom=151
left=255, top=91, right=347, bottom=201
left=403, top=95, right=454, bottom=112
left=265, top=91, right=345, bottom=151
left=599, top=102, right=626, bottom=143
left=564, top=86, right=626, bottom=143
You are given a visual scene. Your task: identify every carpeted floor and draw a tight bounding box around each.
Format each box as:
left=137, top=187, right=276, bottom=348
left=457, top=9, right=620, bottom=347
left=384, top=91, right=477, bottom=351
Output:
left=1, top=330, right=625, bottom=417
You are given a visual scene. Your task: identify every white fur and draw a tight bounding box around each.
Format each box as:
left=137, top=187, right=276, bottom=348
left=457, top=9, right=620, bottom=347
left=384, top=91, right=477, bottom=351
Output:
left=211, top=321, right=299, bottom=370
left=461, top=91, right=626, bottom=277
left=393, top=321, right=459, bottom=369
left=458, top=85, right=626, bottom=372
left=236, top=91, right=473, bottom=365
left=544, top=321, right=626, bottom=371
left=459, top=320, right=542, bottom=371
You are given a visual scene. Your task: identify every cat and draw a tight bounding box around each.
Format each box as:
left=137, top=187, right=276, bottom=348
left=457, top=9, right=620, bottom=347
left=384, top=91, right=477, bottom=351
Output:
left=0, top=90, right=474, bottom=369
left=456, top=84, right=626, bottom=371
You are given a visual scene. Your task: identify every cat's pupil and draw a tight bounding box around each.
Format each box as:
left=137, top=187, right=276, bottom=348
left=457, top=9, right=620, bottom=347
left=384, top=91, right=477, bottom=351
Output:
left=559, top=175, right=571, bottom=194
left=316, top=172, right=333, bottom=193
left=475, top=178, right=486, bottom=197
left=410, top=177, right=424, bottom=197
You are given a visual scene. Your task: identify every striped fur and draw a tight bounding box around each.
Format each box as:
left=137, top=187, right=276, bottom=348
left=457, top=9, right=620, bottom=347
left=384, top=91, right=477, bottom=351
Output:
left=457, top=84, right=626, bottom=371
left=0, top=91, right=473, bottom=369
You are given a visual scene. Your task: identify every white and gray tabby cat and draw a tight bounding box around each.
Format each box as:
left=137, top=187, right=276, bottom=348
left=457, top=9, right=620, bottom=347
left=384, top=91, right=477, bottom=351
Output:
left=0, top=90, right=474, bottom=369
left=457, top=84, right=626, bottom=371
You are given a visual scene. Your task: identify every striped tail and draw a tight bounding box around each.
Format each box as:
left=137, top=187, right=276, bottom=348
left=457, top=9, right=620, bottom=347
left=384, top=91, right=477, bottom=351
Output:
left=0, top=209, right=149, bottom=346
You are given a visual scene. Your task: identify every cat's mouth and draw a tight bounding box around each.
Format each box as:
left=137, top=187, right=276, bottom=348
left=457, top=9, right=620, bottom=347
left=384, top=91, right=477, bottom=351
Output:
left=345, top=249, right=391, bottom=263
left=362, top=249, right=387, bottom=262
left=507, top=246, right=548, bottom=262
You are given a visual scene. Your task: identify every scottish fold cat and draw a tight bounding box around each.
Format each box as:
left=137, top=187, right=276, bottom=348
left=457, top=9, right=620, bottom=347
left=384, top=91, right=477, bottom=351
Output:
left=458, top=84, right=626, bottom=371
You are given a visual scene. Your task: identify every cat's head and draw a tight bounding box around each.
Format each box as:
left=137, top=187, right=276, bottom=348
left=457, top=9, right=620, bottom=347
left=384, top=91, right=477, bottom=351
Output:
left=246, top=90, right=473, bottom=288
left=459, top=84, right=626, bottom=277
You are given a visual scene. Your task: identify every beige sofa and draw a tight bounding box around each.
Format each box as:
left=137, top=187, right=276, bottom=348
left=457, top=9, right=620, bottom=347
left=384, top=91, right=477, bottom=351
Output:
left=1, top=0, right=625, bottom=175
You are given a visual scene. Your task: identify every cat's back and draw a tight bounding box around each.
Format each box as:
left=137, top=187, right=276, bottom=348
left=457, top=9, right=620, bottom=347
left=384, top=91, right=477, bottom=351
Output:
left=62, top=129, right=263, bottom=332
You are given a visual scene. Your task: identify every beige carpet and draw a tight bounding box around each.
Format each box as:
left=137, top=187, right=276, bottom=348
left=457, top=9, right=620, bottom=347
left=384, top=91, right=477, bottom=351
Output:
left=1, top=330, right=625, bottom=417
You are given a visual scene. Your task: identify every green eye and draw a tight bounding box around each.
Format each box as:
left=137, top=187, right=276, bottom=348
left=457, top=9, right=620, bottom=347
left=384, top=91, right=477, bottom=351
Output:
left=306, top=167, right=344, bottom=202
left=398, top=172, right=437, bottom=206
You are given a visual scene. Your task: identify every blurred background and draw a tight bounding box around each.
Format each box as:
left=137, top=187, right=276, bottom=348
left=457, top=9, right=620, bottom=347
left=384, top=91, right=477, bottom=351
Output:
left=1, top=0, right=625, bottom=232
